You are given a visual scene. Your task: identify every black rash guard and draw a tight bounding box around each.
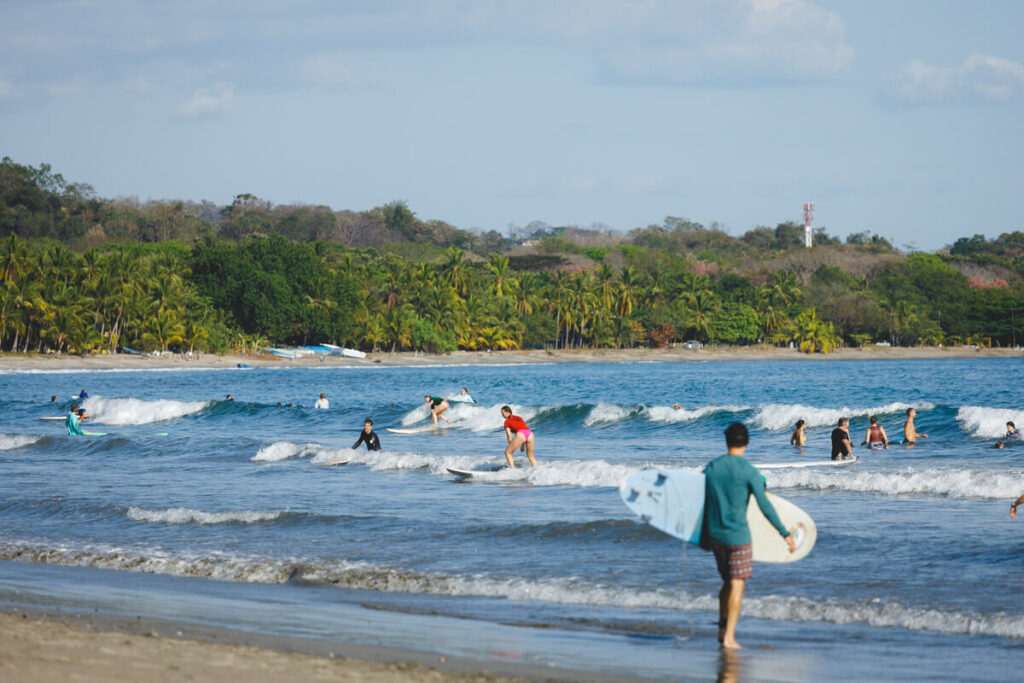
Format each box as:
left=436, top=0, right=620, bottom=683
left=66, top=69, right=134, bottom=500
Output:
left=352, top=430, right=381, bottom=451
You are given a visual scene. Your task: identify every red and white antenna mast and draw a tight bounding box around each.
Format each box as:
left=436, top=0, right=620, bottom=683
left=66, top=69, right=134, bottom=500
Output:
left=802, top=201, right=814, bottom=248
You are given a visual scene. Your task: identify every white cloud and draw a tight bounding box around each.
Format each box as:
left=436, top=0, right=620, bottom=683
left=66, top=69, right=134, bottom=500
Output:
left=176, top=83, right=234, bottom=119
left=887, top=54, right=1024, bottom=105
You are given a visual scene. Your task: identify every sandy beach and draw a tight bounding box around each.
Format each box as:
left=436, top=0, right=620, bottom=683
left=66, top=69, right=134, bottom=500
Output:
left=1, top=344, right=1019, bottom=373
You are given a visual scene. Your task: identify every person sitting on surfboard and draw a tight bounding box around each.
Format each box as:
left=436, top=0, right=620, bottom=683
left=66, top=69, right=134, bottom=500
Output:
left=903, top=407, right=928, bottom=445
left=830, top=418, right=856, bottom=461
left=66, top=404, right=85, bottom=436
left=861, top=415, right=888, bottom=449
left=702, top=422, right=795, bottom=649
left=351, top=418, right=381, bottom=451
left=500, top=405, right=537, bottom=468
left=1005, top=422, right=1020, bottom=440
left=789, top=419, right=806, bottom=447
left=424, top=395, right=452, bottom=426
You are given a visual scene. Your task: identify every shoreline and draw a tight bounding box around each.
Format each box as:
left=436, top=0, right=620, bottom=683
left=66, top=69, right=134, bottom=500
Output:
left=0, top=605, right=646, bottom=683
left=0, top=345, right=1020, bottom=372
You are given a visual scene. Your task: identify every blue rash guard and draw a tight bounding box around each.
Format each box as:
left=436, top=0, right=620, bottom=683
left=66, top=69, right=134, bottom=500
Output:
left=66, top=412, right=85, bottom=435
left=702, top=454, right=789, bottom=547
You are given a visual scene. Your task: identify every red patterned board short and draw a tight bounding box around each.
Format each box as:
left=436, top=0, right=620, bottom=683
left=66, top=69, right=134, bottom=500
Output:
left=712, top=543, right=753, bottom=580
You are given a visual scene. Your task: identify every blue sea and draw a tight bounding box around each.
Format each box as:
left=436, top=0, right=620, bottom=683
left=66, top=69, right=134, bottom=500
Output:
left=1, top=358, right=1022, bottom=680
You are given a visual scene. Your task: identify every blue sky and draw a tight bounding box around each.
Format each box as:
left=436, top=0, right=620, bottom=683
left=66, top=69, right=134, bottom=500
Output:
left=1, top=1, right=1021, bottom=250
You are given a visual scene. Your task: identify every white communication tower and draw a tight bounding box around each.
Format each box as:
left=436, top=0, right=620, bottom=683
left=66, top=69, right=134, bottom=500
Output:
left=802, top=202, right=815, bottom=248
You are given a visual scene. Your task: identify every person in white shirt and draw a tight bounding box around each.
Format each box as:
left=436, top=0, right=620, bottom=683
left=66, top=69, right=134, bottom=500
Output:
left=314, top=393, right=329, bottom=409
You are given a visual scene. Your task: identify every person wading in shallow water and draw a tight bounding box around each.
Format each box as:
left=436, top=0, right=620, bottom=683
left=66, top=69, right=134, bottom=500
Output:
left=701, top=422, right=795, bottom=649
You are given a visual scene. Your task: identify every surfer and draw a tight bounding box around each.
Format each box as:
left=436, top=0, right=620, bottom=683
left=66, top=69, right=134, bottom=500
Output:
left=500, top=405, right=537, bottom=468
left=1011, top=494, right=1024, bottom=519
left=459, top=388, right=476, bottom=404
left=673, top=403, right=686, bottom=410
left=861, top=416, right=889, bottom=449
left=314, top=393, right=330, bottom=409
left=830, top=418, right=856, bottom=461
left=903, top=407, right=928, bottom=445
left=50, top=395, right=57, bottom=403
left=65, top=404, right=85, bottom=436
left=424, top=395, right=452, bottom=426
left=789, top=419, right=806, bottom=447
left=702, top=422, right=795, bottom=649
left=351, top=418, right=381, bottom=451
left=77, top=389, right=88, bottom=399
left=225, top=394, right=233, bottom=401
left=1005, top=422, right=1020, bottom=440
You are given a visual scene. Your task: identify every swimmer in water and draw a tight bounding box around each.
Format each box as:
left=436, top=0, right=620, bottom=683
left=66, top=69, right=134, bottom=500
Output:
left=351, top=418, right=381, bottom=451
left=1005, top=422, right=1020, bottom=440
left=314, top=393, right=329, bottom=409
left=424, top=395, right=452, bottom=426
left=903, top=408, right=928, bottom=445
left=862, top=415, right=889, bottom=449
left=789, top=419, right=806, bottom=447
left=500, top=405, right=537, bottom=468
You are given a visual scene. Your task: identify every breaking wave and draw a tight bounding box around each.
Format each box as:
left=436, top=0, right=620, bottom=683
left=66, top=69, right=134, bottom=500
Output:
left=752, top=401, right=935, bottom=431
left=126, top=506, right=284, bottom=525
left=765, top=466, right=1022, bottom=500
left=956, top=406, right=1024, bottom=439
left=0, top=434, right=42, bottom=450
left=81, top=396, right=209, bottom=425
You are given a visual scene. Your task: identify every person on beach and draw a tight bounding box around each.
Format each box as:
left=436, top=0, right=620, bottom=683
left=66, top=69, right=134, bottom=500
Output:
left=351, top=418, right=381, bottom=451
left=1005, top=422, right=1020, bottom=440
left=424, top=395, right=452, bottom=426
left=701, top=422, right=795, bottom=649
left=65, top=404, right=85, bottom=436
left=500, top=405, right=537, bottom=468
left=314, top=393, right=329, bottom=409
left=862, top=416, right=888, bottom=449
left=789, top=419, right=806, bottom=447
left=831, top=418, right=856, bottom=460
left=903, top=408, right=927, bottom=444
left=1011, top=494, right=1024, bottom=519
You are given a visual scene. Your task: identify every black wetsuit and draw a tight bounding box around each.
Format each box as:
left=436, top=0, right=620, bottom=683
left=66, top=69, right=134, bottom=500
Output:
left=831, top=428, right=851, bottom=460
left=352, top=430, right=381, bottom=451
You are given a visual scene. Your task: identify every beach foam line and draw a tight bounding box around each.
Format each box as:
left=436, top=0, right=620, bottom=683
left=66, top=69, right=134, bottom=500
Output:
left=752, top=401, right=935, bottom=431
left=642, top=404, right=747, bottom=424
left=126, top=506, right=284, bottom=525
left=0, top=434, right=43, bottom=450
left=956, top=406, right=1024, bottom=439
left=80, top=396, right=209, bottom=425
left=398, top=402, right=553, bottom=432
left=253, top=441, right=325, bottom=462
left=2, top=540, right=1020, bottom=639
left=765, top=466, right=1022, bottom=500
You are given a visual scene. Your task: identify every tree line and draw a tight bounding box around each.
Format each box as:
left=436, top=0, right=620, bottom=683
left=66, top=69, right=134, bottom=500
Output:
left=1, top=157, right=1022, bottom=355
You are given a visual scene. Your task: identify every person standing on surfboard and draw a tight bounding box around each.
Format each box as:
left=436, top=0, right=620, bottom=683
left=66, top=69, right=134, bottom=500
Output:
left=702, top=422, right=795, bottom=649
left=424, top=395, right=452, bottom=426
left=500, top=405, right=537, bottom=468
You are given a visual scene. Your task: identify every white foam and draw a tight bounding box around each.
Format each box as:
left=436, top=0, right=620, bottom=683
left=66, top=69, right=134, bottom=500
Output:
left=126, top=506, right=282, bottom=525
left=752, top=401, right=935, bottom=431
left=956, top=406, right=1024, bottom=439
left=3, top=539, right=1020, bottom=639
left=643, top=404, right=746, bottom=423
left=80, top=396, right=209, bottom=425
left=252, top=441, right=323, bottom=461
left=583, top=402, right=632, bottom=426
left=0, top=434, right=42, bottom=450
left=766, top=466, right=1023, bottom=500
left=400, top=402, right=548, bottom=433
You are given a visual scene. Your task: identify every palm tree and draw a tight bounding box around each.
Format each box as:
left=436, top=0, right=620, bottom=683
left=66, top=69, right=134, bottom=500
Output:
left=440, top=247, right=470, bottom=299
left=488, top=255, right=515, bottom=298
left=142, top=307, right=186, bottom=352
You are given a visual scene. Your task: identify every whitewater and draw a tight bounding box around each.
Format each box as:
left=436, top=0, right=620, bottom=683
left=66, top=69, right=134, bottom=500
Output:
left=1, top=356, right=1021, bottom=680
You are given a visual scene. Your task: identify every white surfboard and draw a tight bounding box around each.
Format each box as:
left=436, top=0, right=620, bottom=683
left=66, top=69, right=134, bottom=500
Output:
left=38, top=416, right=66, bottom=421
left=620, top=468, right=816, bottom=563
left=386, top=425, right=445, bottom=434
left=321, top=456, right=351, bottom=467
left=757, top=459, right=857, bottom=469
left=446, top=466, right=528, bottom=481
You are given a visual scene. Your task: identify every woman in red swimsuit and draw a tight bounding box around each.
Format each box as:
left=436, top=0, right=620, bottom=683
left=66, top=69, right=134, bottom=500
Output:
left=500, top=405, right=538, bottom=468
left=862, top=415, right=889, bottom=449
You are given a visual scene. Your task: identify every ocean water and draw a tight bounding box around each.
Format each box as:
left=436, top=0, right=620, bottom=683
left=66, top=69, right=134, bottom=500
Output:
left=1, top=358, right=1022, bottom=680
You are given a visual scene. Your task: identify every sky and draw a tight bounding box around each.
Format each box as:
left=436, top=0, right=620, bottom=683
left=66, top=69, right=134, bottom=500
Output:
left=1, top=0, right=1022, bottom=250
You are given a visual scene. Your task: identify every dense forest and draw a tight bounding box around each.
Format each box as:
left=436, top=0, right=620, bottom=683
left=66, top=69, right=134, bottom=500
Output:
left=1, top=156, right=1022, bottom=355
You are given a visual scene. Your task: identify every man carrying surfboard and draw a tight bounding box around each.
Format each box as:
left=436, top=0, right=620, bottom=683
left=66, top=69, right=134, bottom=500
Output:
left=702, top=422, right=795, bottom=649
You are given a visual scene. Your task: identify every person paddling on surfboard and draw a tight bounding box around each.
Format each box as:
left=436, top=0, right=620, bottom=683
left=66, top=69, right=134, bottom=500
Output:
left=500, top=405, right=537, bottom=468
left=66, top=404, right=85, bottom=436
left=702, top=422, right=796, bottom=649
left=351, top=418, right=381, bottom=451
left=424, top=395, right=452, bottom=426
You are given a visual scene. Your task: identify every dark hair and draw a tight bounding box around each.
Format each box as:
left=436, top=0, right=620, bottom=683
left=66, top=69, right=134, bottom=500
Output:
left=838, top=417, right=848, bottom=426
left=364, top=418, right=373, bottom=425
left=795, top=419, right=805, bottom=428
left=869, top=415, right=878, bottom=425
left=77, top=409, right=86, bottom=416
left=500, top=405, right=512, bottom=414
left=1008, top=421, right=1016, bottom=429
left=724, top=422, right=749, bottom=448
